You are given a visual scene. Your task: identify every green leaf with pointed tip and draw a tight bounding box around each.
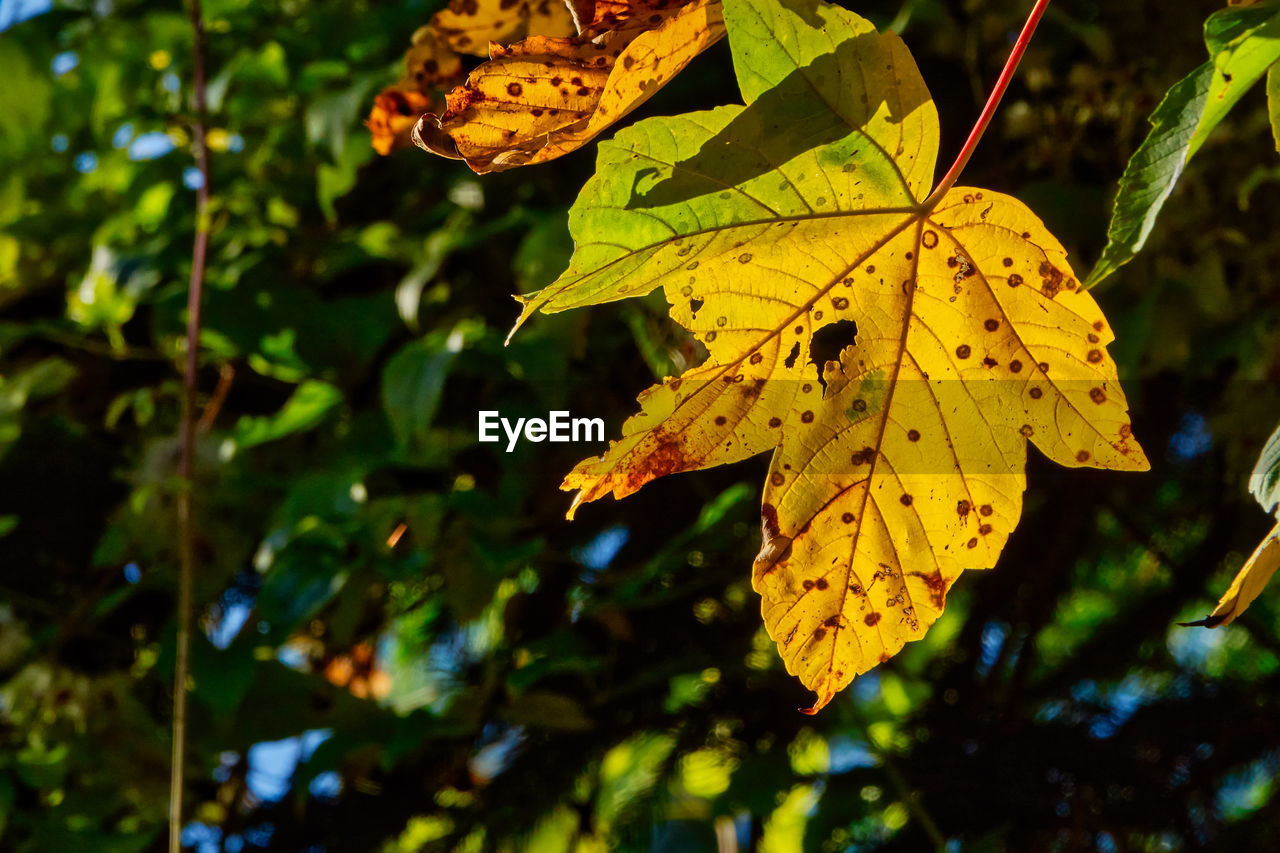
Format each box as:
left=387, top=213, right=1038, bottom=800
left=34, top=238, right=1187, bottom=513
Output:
left=1086, top=2, right=1280, bottom=287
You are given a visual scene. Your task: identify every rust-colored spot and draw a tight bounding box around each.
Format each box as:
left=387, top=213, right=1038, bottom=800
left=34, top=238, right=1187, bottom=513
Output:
left=801, top=383, right=812, bottom=394
left=801, top=410, right=815, bottom=423
left=750, top=352, right=764, bottom=365
left=864, top=612, right=881, bottom=627
left=866, top=265, right=876, bottom=273
left=967, top=537, right=978, bottom=549
left=1008, top=273, right=1023, bottom=288
left=738, top=253, right=753, bottom=264
left=1029, top=387, right=1043, bottom=400
left=979, top=504, right=993, bottom=517
left=979, top=524, right=993, bottom=536
left=1038, top=362, right=1050, bottom=373
left=922, top=230, right=939, bottom=248
left=1020, top=424, right=1034, bottom=437
left=1087, top=333, right=1100, bottom=344
left=506, top=82, right=523, bottom=97
left=815, top=578, right=828, bottom=590
left=550, top=76, right=562, bottom=86
left=956, top=344, right=972, bottom=359
left=1002, top=257, right=1013, bottom=267
left=1076, top=450, right=1091, bottom=462
left=1039, top=261, right=1064, bottom=297
left=907, top=429, right=921, bottom=442
left=900, top=494, right=913, bottom=506
left=852, top=399, right=867, bottom=412
left=1010, top=359, right=1023, bottom=373
left=1119, top=424, right=1132, bottom=438
left=803, top=579, right=815, bottom=591
left=794, top=325, right=804, bottom=335
left=770, top=472, right=785, bottom=487
left=1093, top=321, right=1105, bottom=332
left=983, top=357, right=998, bottom=368
left=812, top=627, right=827, bottom=641
left=622, top=55, right=635, bottom=70
left=905, top=251, right=914, bottom=260
left=769, top=417, right=782, bottom=428
left=911, top=570, right=947, bottom=610
left=824, top=614, right=840, bottom=627
left=833, top=296, right=849, bottom=310
left=715, top=415, right=727, bottom=426
left=957, top=499, right=972, bottom=517
left=1087, top=349, right=1103, bottom=364
left=842, top=512, right=854, bottom=523
left=634, top=440, right=687, bottom=486
left=1089, top=387, right=1106, bottom=404
left=984, top=319, right=999, bottom=332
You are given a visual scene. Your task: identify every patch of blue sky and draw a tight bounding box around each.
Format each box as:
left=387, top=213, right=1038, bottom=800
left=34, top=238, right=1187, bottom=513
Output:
left=1169, top=412, right=1213, bottom=461
left=573, top=524, right=629, bottom=572
left=51, top=51, right=77, bottom=76
left=246, top=729, right=332, bottom=802
left=128, top=131, right=175, bottom=161
left=0, top=0, right=52, bottom=33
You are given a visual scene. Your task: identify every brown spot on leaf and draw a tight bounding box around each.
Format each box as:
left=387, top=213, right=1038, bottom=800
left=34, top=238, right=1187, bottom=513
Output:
left=907, top=429, right=921, bottom=442
left=1008, top=274, right=1023, bottom=288
left=842, top=512, right=854, bottom=523
left=900, top=494, right=913, bottom=506
left=865, top=612, right=881, bottom=627
left=715, top=415, right=727, bottom=426
left=769, top=417, right=782, bottom=428
left=957, top=500, right=971, bottom=517
left=1010, top=360, right=1023, bottom=373
left=1029, top=387, right=1043, bottom=400
left=1089, top=387, right=1107, bottom=404
left=812, top=627, right=827, bottom=641
left=801, top=410, right=814, bottom=423
left=506, top=82, right=523, bottom=97
left=979, top=524, right=993, bottom=536
left=1076, top=450, right=1091, bottom=463
left=770, top=472, right=785, bottom=487
left=922, top=230, right=938, bottom=249
left=816, top=578, right=828, bottom=590
left=1020, top=424, right=1034, bottom=437
left=750, top=352, right=763, bottom=365
left=956, top=344, right=972, bottom=359
left=1087, top=349, right=1103, bottom=364
left=984, top=319, right=1000, bottom=332
left=1039, top=261, right=1064, bottom=297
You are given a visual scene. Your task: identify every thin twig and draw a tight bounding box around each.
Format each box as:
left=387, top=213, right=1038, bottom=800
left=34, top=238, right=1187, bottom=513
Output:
left=171, top=0, right=211, bottom=848
left=921, top=0, right=1052, bottom=210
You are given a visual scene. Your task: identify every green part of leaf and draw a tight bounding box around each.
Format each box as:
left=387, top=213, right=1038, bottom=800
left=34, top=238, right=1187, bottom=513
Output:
left=511, top=0, right=934, bottom=333
left=232, top=380, right=344, bottom=449
left=1268, top=61, right=1280, bottom=154
left=1086, top=3, right=1280, bottom=287
left=382, top=322, right=479, bottom=455
left=1251, top=421, right=1280, bottom=518
left=1188, top=5, right=1280, bottom=159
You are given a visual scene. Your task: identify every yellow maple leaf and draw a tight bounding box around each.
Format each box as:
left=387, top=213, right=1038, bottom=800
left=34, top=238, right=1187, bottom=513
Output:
left=432, top=0, right=577, bottom=57
left=513, top=0, right=1149, bottom=711
left=413, top=0, right=725, bottom=173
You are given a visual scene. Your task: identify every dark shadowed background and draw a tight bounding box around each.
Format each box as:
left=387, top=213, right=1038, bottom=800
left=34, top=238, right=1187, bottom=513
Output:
left=1, top=0, right=1279, bottom=850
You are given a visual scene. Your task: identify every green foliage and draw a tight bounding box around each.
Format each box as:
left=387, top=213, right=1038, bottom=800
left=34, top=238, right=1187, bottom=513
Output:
left=0, top=1, right=1278, bottom=852
left=1088, top=1, right=1280, bottom=286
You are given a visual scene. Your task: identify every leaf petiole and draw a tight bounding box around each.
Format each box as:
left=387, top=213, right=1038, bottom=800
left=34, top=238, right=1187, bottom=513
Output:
left=921, top=0, right=1052, bottom=210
